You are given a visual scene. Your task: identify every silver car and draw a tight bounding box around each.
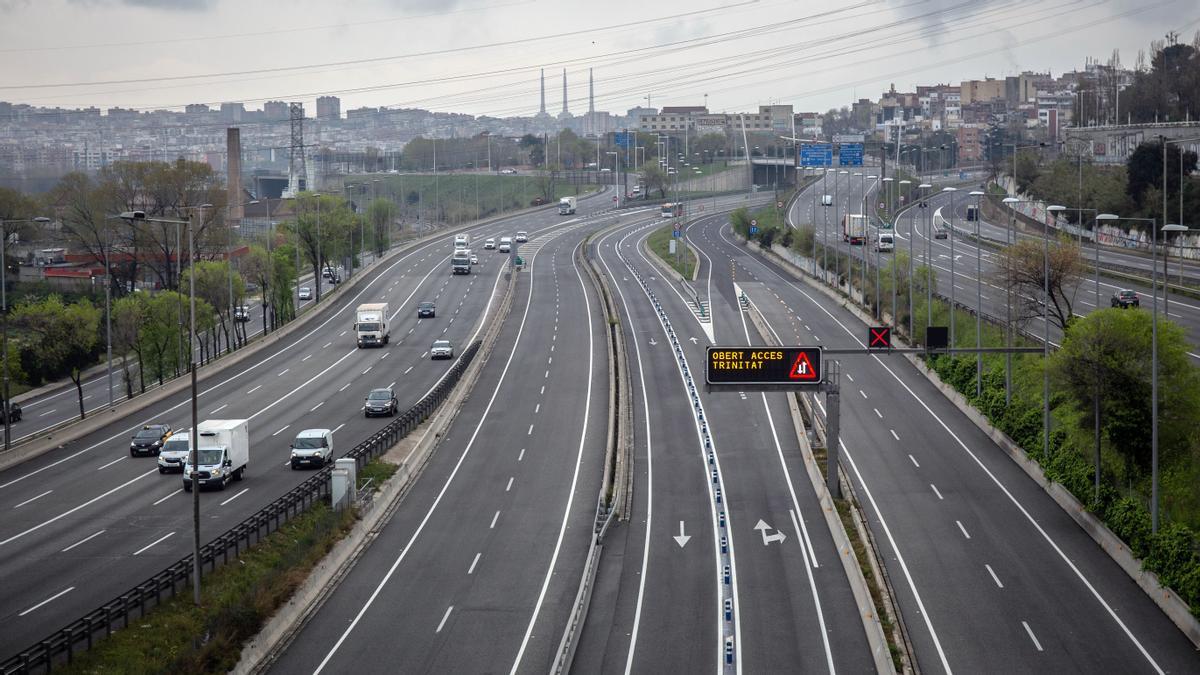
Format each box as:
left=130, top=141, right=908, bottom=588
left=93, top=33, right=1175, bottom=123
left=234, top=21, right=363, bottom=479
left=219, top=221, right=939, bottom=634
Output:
left=430, top=340, right=454, bottom=360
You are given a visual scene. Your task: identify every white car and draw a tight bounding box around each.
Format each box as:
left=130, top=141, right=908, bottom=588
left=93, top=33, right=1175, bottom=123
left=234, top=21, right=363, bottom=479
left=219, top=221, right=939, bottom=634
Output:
left=484, top=238, right=496, bottom=250
left=290, top=428, right=333, bottom=469
left=470, top=253, right=479, bottom=264
left=298, top=286, right=312, bottom=300
left=430, top=339, right=454, bottom=360
left=515, top=231, right=528, bottom=243
left=500, top=168, right=518, bottom=175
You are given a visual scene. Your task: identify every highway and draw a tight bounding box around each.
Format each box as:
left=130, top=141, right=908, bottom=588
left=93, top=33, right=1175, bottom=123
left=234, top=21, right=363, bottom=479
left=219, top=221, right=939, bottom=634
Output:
left=0, top=192, right=611, bottom=660
left=266, top=207, right=620, bottom=673
left=761, top=177, right=1200, bottom=671
left=570, top=197, right=875, bottom=673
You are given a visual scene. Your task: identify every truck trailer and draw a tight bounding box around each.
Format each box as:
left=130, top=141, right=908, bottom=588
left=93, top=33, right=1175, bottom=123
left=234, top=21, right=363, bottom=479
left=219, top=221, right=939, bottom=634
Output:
left=355, top=302, right=390, bottom=347
left=183, top=419, right=249, bottom=491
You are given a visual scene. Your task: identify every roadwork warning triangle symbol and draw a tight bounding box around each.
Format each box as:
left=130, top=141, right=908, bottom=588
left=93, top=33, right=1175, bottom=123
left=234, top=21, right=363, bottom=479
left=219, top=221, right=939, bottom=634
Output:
left=790, top=351, right=818, bottom=381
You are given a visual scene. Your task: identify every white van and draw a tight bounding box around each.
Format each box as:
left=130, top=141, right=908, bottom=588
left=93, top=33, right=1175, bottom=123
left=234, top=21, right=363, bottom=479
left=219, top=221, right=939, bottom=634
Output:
left=821, top=194, right=833, bottom=206
left=875, top=232, right=895, bottom=252
left=290, top=428, right=333, bottom=469
left=498, top=236, right=513, bottom=253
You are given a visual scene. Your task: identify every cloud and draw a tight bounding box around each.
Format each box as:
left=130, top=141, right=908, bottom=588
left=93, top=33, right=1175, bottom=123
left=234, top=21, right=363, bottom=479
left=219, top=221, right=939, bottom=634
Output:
left=65, top=0, right=216, bottom=10
left=0, top=0, right=31, bottom=10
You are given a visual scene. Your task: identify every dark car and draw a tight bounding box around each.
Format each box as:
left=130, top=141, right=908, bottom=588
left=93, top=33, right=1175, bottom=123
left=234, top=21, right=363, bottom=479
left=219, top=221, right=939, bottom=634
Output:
left=233, top=305, right=250, bottom=322
left=933, top=228, right=948, bottom=240
left=418, top=301, right=436, bottom=318
left=130, top=423, right=172, bottom=456
left=364, top=388, right=398, bottom=417
left=1111, top=289, right=1139, bottom=308
left=0, top=400, right=21, bottom=423
left=531, top=196, right=547, bottom=206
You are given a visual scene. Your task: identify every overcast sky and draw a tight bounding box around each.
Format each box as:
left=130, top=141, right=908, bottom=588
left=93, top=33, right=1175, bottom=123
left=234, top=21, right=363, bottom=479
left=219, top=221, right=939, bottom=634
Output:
left=0, top=0, right=1196, bottom=117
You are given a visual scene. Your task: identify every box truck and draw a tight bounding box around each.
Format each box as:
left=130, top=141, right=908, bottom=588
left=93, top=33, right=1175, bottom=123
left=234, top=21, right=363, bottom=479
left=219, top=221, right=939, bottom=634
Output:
left=558, top=196, right=577, bottom=215
left=841, top=214, right=867, bottom=245
left=183, top=419, right=249, bottom=491
left=355, top=302, right=390, bottom=347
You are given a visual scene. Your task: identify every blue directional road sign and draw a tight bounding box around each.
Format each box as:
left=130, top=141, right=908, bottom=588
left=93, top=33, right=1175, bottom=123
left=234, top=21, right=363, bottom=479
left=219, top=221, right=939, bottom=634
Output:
left=838, top=143, right=864, bottom=166
left=800, top=144, right=833, bottom=167
left=613, top=131, right=635, bottom=149
left=749, top=226, right=759, bottom=234
left=673, top=229, right=681, bottom=238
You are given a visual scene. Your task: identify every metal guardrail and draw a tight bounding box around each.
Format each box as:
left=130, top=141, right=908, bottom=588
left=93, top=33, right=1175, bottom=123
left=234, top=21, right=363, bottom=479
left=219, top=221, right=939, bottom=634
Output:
left=2, top=340, right=481, bottom=674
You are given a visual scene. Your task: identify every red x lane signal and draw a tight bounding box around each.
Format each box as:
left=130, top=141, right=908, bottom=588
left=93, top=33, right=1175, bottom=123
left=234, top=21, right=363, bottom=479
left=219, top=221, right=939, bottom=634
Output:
left=869, top=326, right=891, bottom=350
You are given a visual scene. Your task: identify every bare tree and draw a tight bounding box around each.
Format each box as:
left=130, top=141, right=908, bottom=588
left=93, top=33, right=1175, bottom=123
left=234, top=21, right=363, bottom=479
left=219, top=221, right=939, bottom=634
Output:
left=996, top=236, right=1086, bottom=333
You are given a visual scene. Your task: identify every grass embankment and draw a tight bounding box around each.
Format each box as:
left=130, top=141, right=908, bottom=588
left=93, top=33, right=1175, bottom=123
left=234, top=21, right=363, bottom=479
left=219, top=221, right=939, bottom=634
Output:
left=58, top=501, right=356, bottom=674
left=369, top=173, right=594, bottom=225
left=647, top=223, right=697, bottom=279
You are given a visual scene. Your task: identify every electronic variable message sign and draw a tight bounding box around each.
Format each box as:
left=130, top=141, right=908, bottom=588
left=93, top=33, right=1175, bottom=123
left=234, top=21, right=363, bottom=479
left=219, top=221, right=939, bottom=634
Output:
left=706, top=346, right=823, bottom=387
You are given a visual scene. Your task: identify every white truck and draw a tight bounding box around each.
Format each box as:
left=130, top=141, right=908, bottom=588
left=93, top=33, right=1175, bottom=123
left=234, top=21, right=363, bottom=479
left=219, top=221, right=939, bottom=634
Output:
left=558, top=196, right=577, bottom=215
left=454, top=233, right=470, bottom=249
left=841, top=214, right=867, bottom=245
left=355, top=302, right=390, bottom=347
left=452, top=249, right=472, bottom=274
left=183, top=419, right=249, bottom=491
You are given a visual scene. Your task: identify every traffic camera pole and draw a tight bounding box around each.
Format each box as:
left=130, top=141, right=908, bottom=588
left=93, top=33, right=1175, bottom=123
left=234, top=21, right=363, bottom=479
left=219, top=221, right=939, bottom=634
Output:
left=189, top=211, right=202, bottom=607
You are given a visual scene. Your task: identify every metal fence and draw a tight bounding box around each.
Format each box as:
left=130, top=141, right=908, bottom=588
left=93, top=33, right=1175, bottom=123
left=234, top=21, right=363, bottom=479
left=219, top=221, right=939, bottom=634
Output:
left=2, top=339, right=481, bottom=674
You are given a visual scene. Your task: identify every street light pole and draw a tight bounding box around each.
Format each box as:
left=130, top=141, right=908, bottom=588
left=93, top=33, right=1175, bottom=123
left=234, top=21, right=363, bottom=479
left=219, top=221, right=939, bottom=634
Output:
left=944, top=187, right=958, bottom=346
left=1003, top=197, right=1019, bottom=404
left=970, top=190, right=985, bottom=398
left=921, top=183, right=933, bottom=335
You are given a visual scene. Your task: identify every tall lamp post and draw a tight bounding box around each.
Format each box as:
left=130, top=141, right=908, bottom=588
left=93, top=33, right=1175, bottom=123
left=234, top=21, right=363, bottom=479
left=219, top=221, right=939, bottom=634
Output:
left=120, top=207, right=205, bottom=605
left=919, top=183, right=933, bottom=335
left=943, top=187, right=958, bottom=346
left=1154, top=222, right=1187, bottom=532
left=0, top=216, right=50, bottom=450
left=969, top=190, right=985, bottom=397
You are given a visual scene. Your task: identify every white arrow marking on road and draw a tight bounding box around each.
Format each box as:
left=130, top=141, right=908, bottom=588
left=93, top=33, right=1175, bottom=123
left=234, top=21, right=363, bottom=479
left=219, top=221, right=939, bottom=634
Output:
left=690, top=336, right=698, bottom=344
left=674, top=521, right=691, bottom=548
left=649, top=338, right=658, bottom=346
left=754, top=519, right=787, bottom=546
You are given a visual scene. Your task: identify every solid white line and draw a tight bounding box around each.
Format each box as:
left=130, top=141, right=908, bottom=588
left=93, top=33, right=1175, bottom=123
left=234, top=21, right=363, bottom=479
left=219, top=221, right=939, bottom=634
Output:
left=931, top=484, right=944, bottom=500
left=956, top=520, right=971, bottom=539
left=273, top=425, right=290, bottom=437
left=95, top=456, right=125, bottom=471
left=908, top=454, right=920, bottom=468
left=506, top=477, right=514, bottom=492
left=211, top=403, right=228, bottom=414
left=61, top=530, right=105, bottom=552
left=220, top=488, right=249, bottom=507
left=18, top=587, right=75, bottom=616
left=986, top=564, right=1004, bottom=588
left=1022, top=621, right=1044, bottom=652
left=153, top=489, right=182, bottom=506
left=0, top=467, right=150, bottom=546
left=14, top=489, right=53, bottom=508
left=491, top=510, right=500, bottom=528
left=248, top=385, right=262, bottom=394
left=468, top=553, right=481, bottom=575
left=436, top=606, right=453, bottom=633
left=790, top=508, right=818, bottom=569
left=133, top=531, right=175, bottom=556
left=311, top=402, right=324, bottom=412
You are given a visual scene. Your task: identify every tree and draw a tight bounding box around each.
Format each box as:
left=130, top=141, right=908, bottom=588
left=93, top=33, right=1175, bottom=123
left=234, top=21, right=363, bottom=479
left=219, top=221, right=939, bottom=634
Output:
left=519, top=134, right=545, bottom=167
left=996, top=236, right=1085, bottom=333
left=286, top=193, right=354, bottom=303
left=1052, top=308, right=1200, bottom=488
left=1126, top=141, right=1197, bottom=211
left=240, top=245, right=273, bottom=334
left=271, top=245, right=298, bottom=325
left=140, top=291, right=184, bottom=385
left=640, top=162, right=667, bottom=199
left=112, top=294, right=147, bottom=396
left=13, top=296, right=100, bottom=419
left=367, top=198, right=397, bottom=255
left=182, top=260, right=244, bottom=354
